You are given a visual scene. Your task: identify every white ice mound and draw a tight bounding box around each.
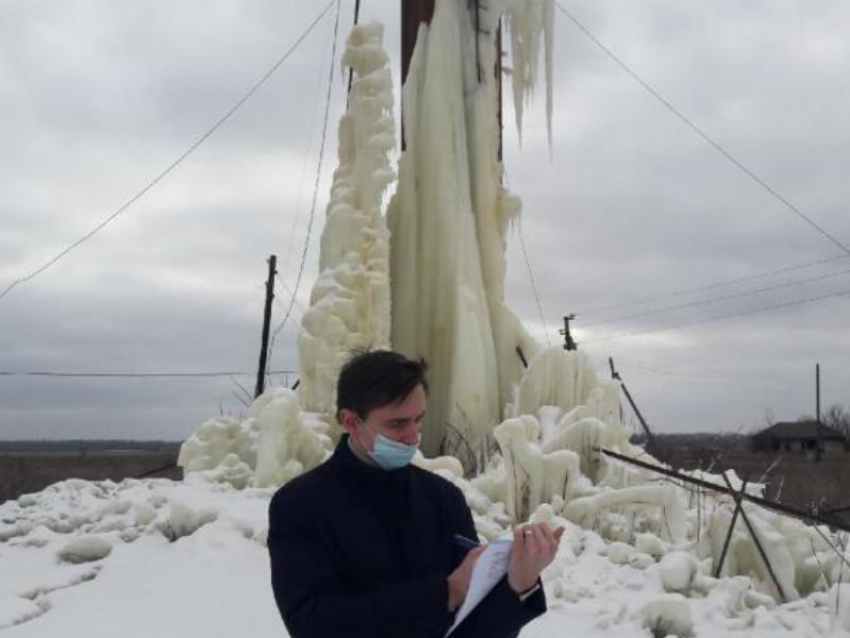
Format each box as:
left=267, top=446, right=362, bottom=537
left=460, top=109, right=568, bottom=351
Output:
left=659, top=551, right=702, bottom=594
left=158, top=501, right=216, bottom=542
left=177, top=415, right=259, bottom=473
left=494, top=348, right=640, bottom=521
left=640, top=594, right=694, bottom=638
left=252, top=388, right=332, bottom=488
left=179, top=388, right=332, bottom=490
left=58, top=535, right=112, bottom=564
left=297, top=20, right=395, bottom=417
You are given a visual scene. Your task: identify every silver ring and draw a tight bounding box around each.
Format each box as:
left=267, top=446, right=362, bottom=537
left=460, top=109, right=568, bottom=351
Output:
left=523, top=529, right=534, bottom=536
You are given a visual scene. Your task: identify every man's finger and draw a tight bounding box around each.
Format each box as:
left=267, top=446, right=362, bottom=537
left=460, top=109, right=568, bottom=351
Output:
left=539, top=523, right=557, bottom=554
left=526, top=524, right=544, bottom=553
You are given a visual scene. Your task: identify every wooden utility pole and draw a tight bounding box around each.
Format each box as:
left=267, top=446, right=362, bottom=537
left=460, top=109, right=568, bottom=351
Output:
left=400, top=1, right=503, bottom=154
left=560, top=315, right=577, bottom=351
left=816, top=362, right=822, bottom=462
left=346, top=0, right=362, bottom=99
left=401, top=0, right=435, bottom=86
left=255, top=255, right=277, bottom=398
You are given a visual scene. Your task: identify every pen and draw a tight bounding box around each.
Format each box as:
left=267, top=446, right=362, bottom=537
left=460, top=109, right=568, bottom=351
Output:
left=452, top=533, right=480, bottom=549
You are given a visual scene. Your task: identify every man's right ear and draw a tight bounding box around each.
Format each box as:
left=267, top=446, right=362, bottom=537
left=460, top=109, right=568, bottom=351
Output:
left=338, top=409, right=359, bottom=436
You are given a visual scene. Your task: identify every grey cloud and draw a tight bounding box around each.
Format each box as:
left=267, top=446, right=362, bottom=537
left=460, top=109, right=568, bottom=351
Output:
left=2, top=0, right=849, bottom=441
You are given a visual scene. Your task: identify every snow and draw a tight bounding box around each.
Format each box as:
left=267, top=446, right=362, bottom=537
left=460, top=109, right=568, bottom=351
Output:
left=2, top=474, right=843, bottom=637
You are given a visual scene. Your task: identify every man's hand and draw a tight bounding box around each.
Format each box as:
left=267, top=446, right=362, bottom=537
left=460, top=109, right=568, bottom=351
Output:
left=507, top=523, right=564, bottom=595
left=447, top=545, right=486, bottom=612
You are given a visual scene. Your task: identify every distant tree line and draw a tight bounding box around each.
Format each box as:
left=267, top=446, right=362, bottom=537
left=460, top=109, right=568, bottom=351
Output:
left=0, top=440, right=182, bottom=453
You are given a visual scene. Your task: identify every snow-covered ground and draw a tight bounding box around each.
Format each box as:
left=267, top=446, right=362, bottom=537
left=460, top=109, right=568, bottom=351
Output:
left=1, top=472, right=846, bottom=637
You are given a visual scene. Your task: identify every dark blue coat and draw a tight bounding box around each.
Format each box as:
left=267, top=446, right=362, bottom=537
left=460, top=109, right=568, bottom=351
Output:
left=268, top=436, right=546, bottom=637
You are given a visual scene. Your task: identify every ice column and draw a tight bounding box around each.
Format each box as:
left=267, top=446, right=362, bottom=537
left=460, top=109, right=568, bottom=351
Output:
left=296, top=22, right=396, bottom=417
left=388, top=0, right=553, bottom=469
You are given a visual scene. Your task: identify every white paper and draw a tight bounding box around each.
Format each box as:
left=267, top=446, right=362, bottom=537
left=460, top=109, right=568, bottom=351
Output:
left=445, top=538, right=513, bottom=636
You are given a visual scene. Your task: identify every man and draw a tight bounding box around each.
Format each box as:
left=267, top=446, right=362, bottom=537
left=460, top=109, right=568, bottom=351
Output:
left=268, top=350, right=563, bottom=637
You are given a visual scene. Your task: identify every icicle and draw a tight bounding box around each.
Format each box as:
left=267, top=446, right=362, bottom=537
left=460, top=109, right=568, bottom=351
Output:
left=505, top=0, right=555, bottom=149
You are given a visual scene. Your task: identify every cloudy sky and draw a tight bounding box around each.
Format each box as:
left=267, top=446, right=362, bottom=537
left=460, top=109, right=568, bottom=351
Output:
left=1, top=0, right=848, bottom=440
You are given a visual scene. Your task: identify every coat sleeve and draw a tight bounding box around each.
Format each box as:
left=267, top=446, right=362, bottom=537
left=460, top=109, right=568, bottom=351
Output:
left=447, top=487, right=547, bottom=638
left=268, top=485, right=455, bottom=638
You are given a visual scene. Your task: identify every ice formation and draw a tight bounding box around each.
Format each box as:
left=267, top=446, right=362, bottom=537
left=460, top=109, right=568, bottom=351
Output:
left=388, top=0, right=553, bottom=464
left=296, top=20, right=395, bottom=418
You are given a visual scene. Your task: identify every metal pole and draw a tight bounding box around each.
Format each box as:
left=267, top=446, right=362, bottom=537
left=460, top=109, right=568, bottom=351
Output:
left=721, top=473, right=788, bottom=603
left=609, top=358, right=653, bottom=442
left=597, top=446, right=850, bottom=532
left=714, top=478, right=748, bottom=578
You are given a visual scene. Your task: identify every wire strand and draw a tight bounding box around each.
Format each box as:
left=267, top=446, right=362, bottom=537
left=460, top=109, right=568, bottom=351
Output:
left=271, top=0, right=341, bottom=342
left=582, top=286, right=850, bottom=344
left=0, top=0, right=336, bottom=305
left=583, top=263, right=850, bottom=328
left=517, top=222, right=552, bottom=346
left=554, top=1, right=850, bottom=256
left=0, top=370, right=296, bottom=379
left=577, top=254, right=850, bottom=317
left=281, top=7, right=339, bottom=291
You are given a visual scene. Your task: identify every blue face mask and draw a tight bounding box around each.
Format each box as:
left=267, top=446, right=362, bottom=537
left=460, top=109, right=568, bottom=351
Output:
left=368, top=432, right=420, bottom=470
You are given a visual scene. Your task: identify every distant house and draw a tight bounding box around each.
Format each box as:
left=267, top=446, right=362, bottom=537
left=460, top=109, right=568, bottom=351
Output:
left=752, top=420, right=848, bottom=454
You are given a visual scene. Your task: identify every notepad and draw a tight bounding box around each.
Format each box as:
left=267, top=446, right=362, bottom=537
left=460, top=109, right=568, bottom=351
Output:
left=445, top=537, right=513, bottom=636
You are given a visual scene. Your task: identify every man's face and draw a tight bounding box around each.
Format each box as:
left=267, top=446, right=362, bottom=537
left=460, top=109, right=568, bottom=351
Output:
left=341, top=384, right=426, bottom=454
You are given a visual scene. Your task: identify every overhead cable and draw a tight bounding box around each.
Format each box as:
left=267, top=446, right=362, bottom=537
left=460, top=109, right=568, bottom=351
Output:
left=582, top=286, right=850, bottom=344
left=281, top=6, right=340, bottom=291
left=577, top=254, right=850, bottom=317
left=0, top=0, right=336, bottom=305
left=554, top=1, right=850, bottom=256
left=518, top=223, right=552, bottom=346
left=0, top=370, right=296, bottom=379
left=582, top=263, right=850, bottom=328
left=272, top=0, right=341, bottom=341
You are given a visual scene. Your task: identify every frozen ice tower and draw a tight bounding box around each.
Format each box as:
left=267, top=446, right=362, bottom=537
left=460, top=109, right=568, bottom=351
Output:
left=296, top=21, right=396, bottom=417
left=388, top=0, right=555, bottom=467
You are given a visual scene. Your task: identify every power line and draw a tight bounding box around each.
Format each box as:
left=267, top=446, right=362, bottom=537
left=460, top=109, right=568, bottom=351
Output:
left=281, top=6, right=340, bottom=292
left=504, top=163, right=552, bottom=346
left=582, top=285, right=850, bottom=344
left=518, top=221, right=552, bottom=346
left=577, top=254, right=850, bottom=317
left=0, top=370, right=296, bottom=379
left=554, top=1, right=850, bottom=256
left=0, top=0, right=336, bottom=305
left=613, top=358, right=769, bottom=382
left=272, top=0, right=341, bottom=342
left=582, top=262, right=850, bottom=328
